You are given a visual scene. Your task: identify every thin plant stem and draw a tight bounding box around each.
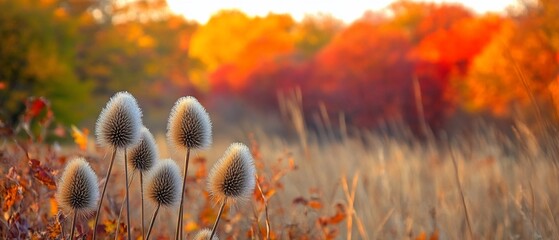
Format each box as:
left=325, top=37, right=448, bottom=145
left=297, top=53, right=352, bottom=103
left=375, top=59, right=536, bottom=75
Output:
left=255, top=174, right=271, bottom=240
left=70, top=211, right=77, bottom=240
left=60, top=213, right=65, bottom=240
left=209, top=199, right=227, bottom=240
left=141, top=172, right=145, bottom=240
left=124, top=149, right=132, bottom=240
left=93, top=148, right=118, bottom=240
left=145, top=204, right=161, bottom=240
left=449, top=145, right=474, bottom=239
left=115, top=172, right=137, bottom=240
left=175, top=148, right=191, bottom=240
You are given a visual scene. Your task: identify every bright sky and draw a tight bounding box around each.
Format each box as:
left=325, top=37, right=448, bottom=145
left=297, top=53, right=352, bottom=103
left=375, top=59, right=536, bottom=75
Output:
left=166, top=0, right=518, bottom=24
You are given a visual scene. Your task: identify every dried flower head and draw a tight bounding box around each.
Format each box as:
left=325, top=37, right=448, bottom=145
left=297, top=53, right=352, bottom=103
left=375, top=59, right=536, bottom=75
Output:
left=145, top=159, right=182, bottom=207
left=55, top=158, right=100, bottom=215
left=167, top=96, right=212, bottom=150
left=192, top=228, right=219, bottom=240
left=128, top=126, right=158, bottom=172
left=208, top=143, right=255, bottom=204
left=95, top=91, right=143, bottom=149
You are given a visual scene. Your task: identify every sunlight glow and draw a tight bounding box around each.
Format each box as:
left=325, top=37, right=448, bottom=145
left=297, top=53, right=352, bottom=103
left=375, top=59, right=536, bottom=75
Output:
left=167, top=0, right=517, bottom=24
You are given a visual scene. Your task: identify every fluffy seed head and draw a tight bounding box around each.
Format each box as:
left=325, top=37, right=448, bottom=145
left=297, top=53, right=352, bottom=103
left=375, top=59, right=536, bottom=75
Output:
left=192, top=229, right=219, bottom=240
left=167, top=96, right=212, bottom=150
left=95, top=91, right=143, bottom=149
left=145, top=159, right=182, bottom=207
left=127, top=126, right=158, bottom=172
left=55, top=158, right=100, bottom=215
left=208, top=143, right=256, bottom=204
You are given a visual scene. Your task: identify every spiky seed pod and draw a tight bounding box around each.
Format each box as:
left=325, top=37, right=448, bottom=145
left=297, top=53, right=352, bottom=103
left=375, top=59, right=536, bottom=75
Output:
left=56, top=158, right=100, bottom=215
left=193, top=229, right=219, bottom=240
left=95, top=91, right=143, bottom=149
left=208, top=143, right=256, bottom=204
left=167, top=96, right=212, bottom=150
left=127, top=126, right=158, bottom=172
left=145, top=159, right=182, bottom=207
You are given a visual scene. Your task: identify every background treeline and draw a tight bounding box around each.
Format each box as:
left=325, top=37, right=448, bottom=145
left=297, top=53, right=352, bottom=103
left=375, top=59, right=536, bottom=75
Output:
left=1, top=0, right=558, bottom=137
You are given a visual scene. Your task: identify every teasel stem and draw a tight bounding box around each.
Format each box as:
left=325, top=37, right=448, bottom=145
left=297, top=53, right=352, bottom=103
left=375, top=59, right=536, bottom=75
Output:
left=209, top=199, right=226, bottom=240
left=141, top=172, right=145, bottom=240
left=93, top=148, right=117, bottom=240
left=146, top=204, right=161, bottom=240
left=70, top=210, right=77, bottom=240
left=175, top=148, right=191, bottom=240
left=115, top=172, right=137, bottom=240
left=124, top=149, right=132, bottom=240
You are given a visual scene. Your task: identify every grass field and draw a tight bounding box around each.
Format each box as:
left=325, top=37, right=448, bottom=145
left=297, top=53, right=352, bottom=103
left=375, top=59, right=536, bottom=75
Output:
left=1, top=103, right=559, bottom=240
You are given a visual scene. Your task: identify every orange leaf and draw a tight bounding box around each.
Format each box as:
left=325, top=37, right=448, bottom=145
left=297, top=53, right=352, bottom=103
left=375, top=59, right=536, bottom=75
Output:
left=29, top=159, right=56, bottom=189
left=50, top=198, right=58, bottom=216
left=185, top=221, right=199, bottom=232
left=46, top=217, right=62, bottom=239
left=2, top=184, right=22, bottom=211
left=307, top=200, right=323, bottom=209
left=415, top=231, right=427, bottom=240
left=430, top=229, right=439, bottom=240
left=71, top=125, right=89, bottom=151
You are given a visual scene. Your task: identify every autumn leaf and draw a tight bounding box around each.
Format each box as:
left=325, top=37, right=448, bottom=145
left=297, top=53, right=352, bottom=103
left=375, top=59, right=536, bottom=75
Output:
left=307, top=200, right=323, bottom=209
left=23, top=97, right=47, bottom=123
left=318, top=203, right=346, bottom=226
left=416, top=231, right=427, bottom=240
left=46, top=216, right=62, bottom=239
left=29, top=159, right=56, bottom=190
left=3, top=184, right=23, bottom=211
left=71, top=125, right=89, bottom=151
left=49, top=198, right=58, bottom=216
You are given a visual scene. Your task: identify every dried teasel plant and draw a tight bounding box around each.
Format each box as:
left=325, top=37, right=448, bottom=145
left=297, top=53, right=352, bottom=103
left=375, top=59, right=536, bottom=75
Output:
left=167, top=96, right=212, bottom=240
left=93, top=91, right=143, bottom=240
left=144, top=159, right=182, bottom=240
left=192, top=228, right=219, bottom=240
left=127, top=126, right=158, bottom=238
left=207, top=143, right=256, bottom=239
left=56, top=158, right=100, bottom=240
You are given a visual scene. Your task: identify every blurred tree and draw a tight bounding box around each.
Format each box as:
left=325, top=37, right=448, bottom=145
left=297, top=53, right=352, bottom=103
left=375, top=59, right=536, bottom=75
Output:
left=190, top=11, right=297, bottom=92
left=461, top=0, right=559, bottom=117
left=310, top=21, right=414, bottom=127
left=294, top=14, right=343, bottom=58
left=409, top=14, right=503, bottom=128
left=0, top=0, right=93, bottom=124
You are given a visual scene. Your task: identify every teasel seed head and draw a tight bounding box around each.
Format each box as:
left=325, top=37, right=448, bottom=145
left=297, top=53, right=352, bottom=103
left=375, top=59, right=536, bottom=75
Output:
left=145, top=159, right=182, bottom=207
left=128, top=126, right=158, bottom=173
left=208, top=143, right=256, bottom=205
left=192, top=228, right=219, bottom=240
left=167, top=96, right=212, bottom=151
left=95, top=91, right=143, bottom=149
left=55, top=157, right=100, bottom=215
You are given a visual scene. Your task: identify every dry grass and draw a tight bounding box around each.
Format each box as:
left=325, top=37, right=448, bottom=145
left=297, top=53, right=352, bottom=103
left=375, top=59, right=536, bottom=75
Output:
left=1, top=101, right=559, bottom=239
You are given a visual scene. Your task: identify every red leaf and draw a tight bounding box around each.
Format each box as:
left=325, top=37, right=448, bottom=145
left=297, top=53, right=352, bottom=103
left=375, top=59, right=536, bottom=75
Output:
left=29, top=159, right=56, bottom=190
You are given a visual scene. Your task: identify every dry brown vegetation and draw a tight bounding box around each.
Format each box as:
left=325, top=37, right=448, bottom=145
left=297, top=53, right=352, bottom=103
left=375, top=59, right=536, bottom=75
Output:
left=1, top=98, right=559, bottom=239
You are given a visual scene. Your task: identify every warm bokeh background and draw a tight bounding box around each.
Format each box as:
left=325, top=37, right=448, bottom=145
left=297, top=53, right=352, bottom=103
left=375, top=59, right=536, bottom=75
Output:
left=2, top=0, right=559, bottom=239
left=2, top=0, right=558, bottom=137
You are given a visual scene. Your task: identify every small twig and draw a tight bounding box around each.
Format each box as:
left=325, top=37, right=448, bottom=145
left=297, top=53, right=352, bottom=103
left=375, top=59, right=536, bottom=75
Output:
left=373, top=208, right=394, bottom=240
left=209, top=199, right=227, bottom=240
left=529, top=181, right=536, bottom=232
left=176, top=148, right=191, bottom=240
left=93, top=148, right=118, bottom=240
left=70, top=211, right=77, bottom=240
left=124, top=149, right=132, bottom=240
left=141, top=172, right=145, bottom=240
left=115, top=172, right=137, bottom=240
left=449, top=145, right=474, bottom=239
left=341, top=173, right=366, bottom=240
left=145, top=204, right=160, bottom=240
left=255, top=173, right=271, bottom=240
